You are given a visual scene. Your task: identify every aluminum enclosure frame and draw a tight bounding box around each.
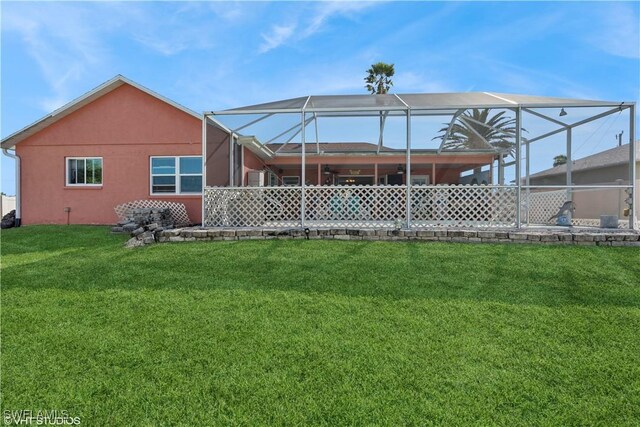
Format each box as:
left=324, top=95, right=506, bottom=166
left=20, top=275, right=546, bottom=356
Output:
left=204, top=93, right=636, bottom=230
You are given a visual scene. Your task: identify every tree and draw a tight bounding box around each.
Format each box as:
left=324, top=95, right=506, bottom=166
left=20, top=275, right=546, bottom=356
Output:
left=434, top=109, right=521, bottom=158
left=553, top=155, right=567, bottom=167
left=365, top=62, right=395, bottom=94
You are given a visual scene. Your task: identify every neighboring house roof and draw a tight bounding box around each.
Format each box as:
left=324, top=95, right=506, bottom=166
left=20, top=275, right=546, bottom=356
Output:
left=265, top=142, right=400, bottom=153
left=1, top=75, right=228, bottom=150
left=263, top=142, right=497, bottom=156
left=529, top=143, right=637, bottom=179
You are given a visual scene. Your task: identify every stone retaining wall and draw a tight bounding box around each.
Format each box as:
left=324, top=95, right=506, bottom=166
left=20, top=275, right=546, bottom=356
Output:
left=138, top=227, right=640, bottom=247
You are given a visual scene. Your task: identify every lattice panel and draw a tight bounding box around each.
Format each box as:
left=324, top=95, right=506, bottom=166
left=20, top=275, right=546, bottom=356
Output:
left=525, top=190, right=566, bottom=225
left=572, top=218, right=628, bottom=228
left=411, top=185, right=517, bottom=227
left=305, top=186, right=406, bottom=228
left=114, top=200, right=191, bottom=226
left=205, top=187, right=302, bottom=227
left=205, top=185, right=523, bottom=228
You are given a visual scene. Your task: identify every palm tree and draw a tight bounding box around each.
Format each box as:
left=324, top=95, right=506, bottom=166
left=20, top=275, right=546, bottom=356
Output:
left=435, top=109, right=521, bottom=158
left=365, top=62, right=395, bottom=94
left=553, top=155, right=567, bottom=167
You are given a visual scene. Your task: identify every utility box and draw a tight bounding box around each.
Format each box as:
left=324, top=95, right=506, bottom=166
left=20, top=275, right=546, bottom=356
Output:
left=247, top=171, right=265, bottom=187
left=600, top=215, right=619, bottom=228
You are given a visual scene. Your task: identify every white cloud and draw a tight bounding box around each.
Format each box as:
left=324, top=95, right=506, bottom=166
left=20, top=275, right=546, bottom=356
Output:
left=393, top=71, right=452, bottom=93
left=304, top=1, right=378, bottom=37
left=2, top=3, right=109, bottom=111
left=473, top=57, right=602, bottom=99
left=587, top=3, right=640, bottom=59
left=208, top=2, right=255, bottom=23
left=259, top=24, right=298, bottom=53
left=258, top=1, right=380, bottom=54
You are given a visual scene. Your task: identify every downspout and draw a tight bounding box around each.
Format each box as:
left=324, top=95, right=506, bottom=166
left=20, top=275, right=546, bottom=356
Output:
left=2, top=148, right=21, bottom=227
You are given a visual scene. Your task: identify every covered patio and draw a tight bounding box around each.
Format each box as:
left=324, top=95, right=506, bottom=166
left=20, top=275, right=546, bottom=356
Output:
left=202, top=92, right=636, bottom=230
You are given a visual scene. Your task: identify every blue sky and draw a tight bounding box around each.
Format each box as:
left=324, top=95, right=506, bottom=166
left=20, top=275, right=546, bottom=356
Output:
left=1, top=1, right=639, bottom=193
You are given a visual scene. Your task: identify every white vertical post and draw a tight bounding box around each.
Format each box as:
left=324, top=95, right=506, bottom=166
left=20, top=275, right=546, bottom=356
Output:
left=525, top=140, right=530, bottom=225
left=301, top=112, right=306, bottom=227
left=630, top=104, right=636, bottom=230
left=405, top=109, right=412, bottom=229
left=566, top=128, right=573, bottom=209
left=202, top=114, right=207, bottom=226
left=240, top=146, right=245, bottom=186
left=229, top=135, right=234, bottom=186
left=515, top=107, right=522, bottom=228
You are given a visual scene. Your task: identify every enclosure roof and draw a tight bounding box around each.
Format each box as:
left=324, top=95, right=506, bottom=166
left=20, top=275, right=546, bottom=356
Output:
left=213, top=92, right=626, bottom=115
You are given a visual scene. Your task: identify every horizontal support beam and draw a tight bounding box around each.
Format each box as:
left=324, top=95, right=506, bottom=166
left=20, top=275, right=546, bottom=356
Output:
left=211, top=102, right=633, bottom=116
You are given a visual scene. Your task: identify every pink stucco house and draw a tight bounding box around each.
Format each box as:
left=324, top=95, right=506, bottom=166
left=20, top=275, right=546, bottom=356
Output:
left=3, top=75, right=635, bottom=229
left=1, top=75, right=495, bottom=226
left=1, top=76, right=233, bottom=225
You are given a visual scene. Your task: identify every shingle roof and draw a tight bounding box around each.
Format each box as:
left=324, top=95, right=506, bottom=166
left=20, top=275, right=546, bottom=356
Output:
left=529, top=143, right=636, bottom=178
left=265, top=142, right=400, bottom=154
left=1, top=75, right=229, bottom=150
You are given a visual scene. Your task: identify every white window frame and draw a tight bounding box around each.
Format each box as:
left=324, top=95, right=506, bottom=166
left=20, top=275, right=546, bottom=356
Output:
left=150, top=156, right=203, bottom=195
left=282, top=176, right=300, bottom=186
left=410, top=175, right=430, bottom=186
left=267, top=171, right=278, bottom=187
left=65, top=157, right=103, bottom=187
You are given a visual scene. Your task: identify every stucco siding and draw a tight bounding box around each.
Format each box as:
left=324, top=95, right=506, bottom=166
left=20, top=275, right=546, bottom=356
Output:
left=16, top=84, right=204, bottom=225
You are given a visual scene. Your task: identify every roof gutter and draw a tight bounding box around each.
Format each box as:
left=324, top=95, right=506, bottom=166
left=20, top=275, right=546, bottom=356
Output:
left=2, top=148, right=21, bottom=227
left=237, top=136, right=275, bottom=160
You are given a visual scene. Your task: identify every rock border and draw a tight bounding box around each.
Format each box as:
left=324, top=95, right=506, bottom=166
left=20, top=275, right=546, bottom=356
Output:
left=124, top=227, right=640, bottom=247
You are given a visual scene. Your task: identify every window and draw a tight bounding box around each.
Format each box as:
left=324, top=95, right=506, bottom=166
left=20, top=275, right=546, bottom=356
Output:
left=411, top=175, right=430, bottom=186
left=267, top=171, right=278, bottom=187
left=67, top=157, right=103, bottom=186
left=150, top=156, right=202, bottom=194
left=282, top=176, right=300, bottom=186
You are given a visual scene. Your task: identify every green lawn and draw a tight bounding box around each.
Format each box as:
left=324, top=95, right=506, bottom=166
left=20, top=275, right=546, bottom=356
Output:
left=2, top=226, right=640, bottom=425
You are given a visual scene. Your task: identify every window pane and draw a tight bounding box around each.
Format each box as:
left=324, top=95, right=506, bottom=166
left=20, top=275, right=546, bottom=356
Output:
left=180, top=175, right=202, bottom=193
left=86, top=159, right=95, bottom=184
left=180, top=157, right=202, bottom=174
left=152, top=175, right=176, bottom=193
left=152, top=157, right=175, bottom=174
left=94, top=159, right=103, bottom=184
left=68, top=159, right=77, bottom=184
left=76, top=159, right=85, bottom=184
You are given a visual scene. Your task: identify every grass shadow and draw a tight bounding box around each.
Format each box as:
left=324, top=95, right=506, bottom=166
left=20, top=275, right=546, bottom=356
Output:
left=2, top=226, right=640, bottom=310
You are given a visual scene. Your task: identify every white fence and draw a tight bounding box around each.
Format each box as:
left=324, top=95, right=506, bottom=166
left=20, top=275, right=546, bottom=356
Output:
left=205, top=185, right=634, bottom=229
left=204, top=185, right=518, bottom=228
left=525, top=187, right=632, bottom=228
left=1, top=195, right=16, bottom=217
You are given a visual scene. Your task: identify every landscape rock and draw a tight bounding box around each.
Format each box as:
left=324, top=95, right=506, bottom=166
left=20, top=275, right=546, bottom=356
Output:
left=125, top=237, right=145, bottom=249
left=1, top=210, right=16, bottom=229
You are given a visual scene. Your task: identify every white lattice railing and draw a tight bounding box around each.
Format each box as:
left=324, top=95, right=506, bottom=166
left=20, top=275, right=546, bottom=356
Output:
left=204, top=185, right=520, bottom=228
left=305, top=186, right=406, bottom=228
left=525, top=190, right=567, bottom=225
left=524, top=187, right=632, bottom=228
left=204, top=186, right=301, bottom=227
left=412, top=186, right=517, bottom=227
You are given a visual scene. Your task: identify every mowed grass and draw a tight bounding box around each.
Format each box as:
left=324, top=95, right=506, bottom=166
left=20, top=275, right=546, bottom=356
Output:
left=1, top=226, right=640, bottom=426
